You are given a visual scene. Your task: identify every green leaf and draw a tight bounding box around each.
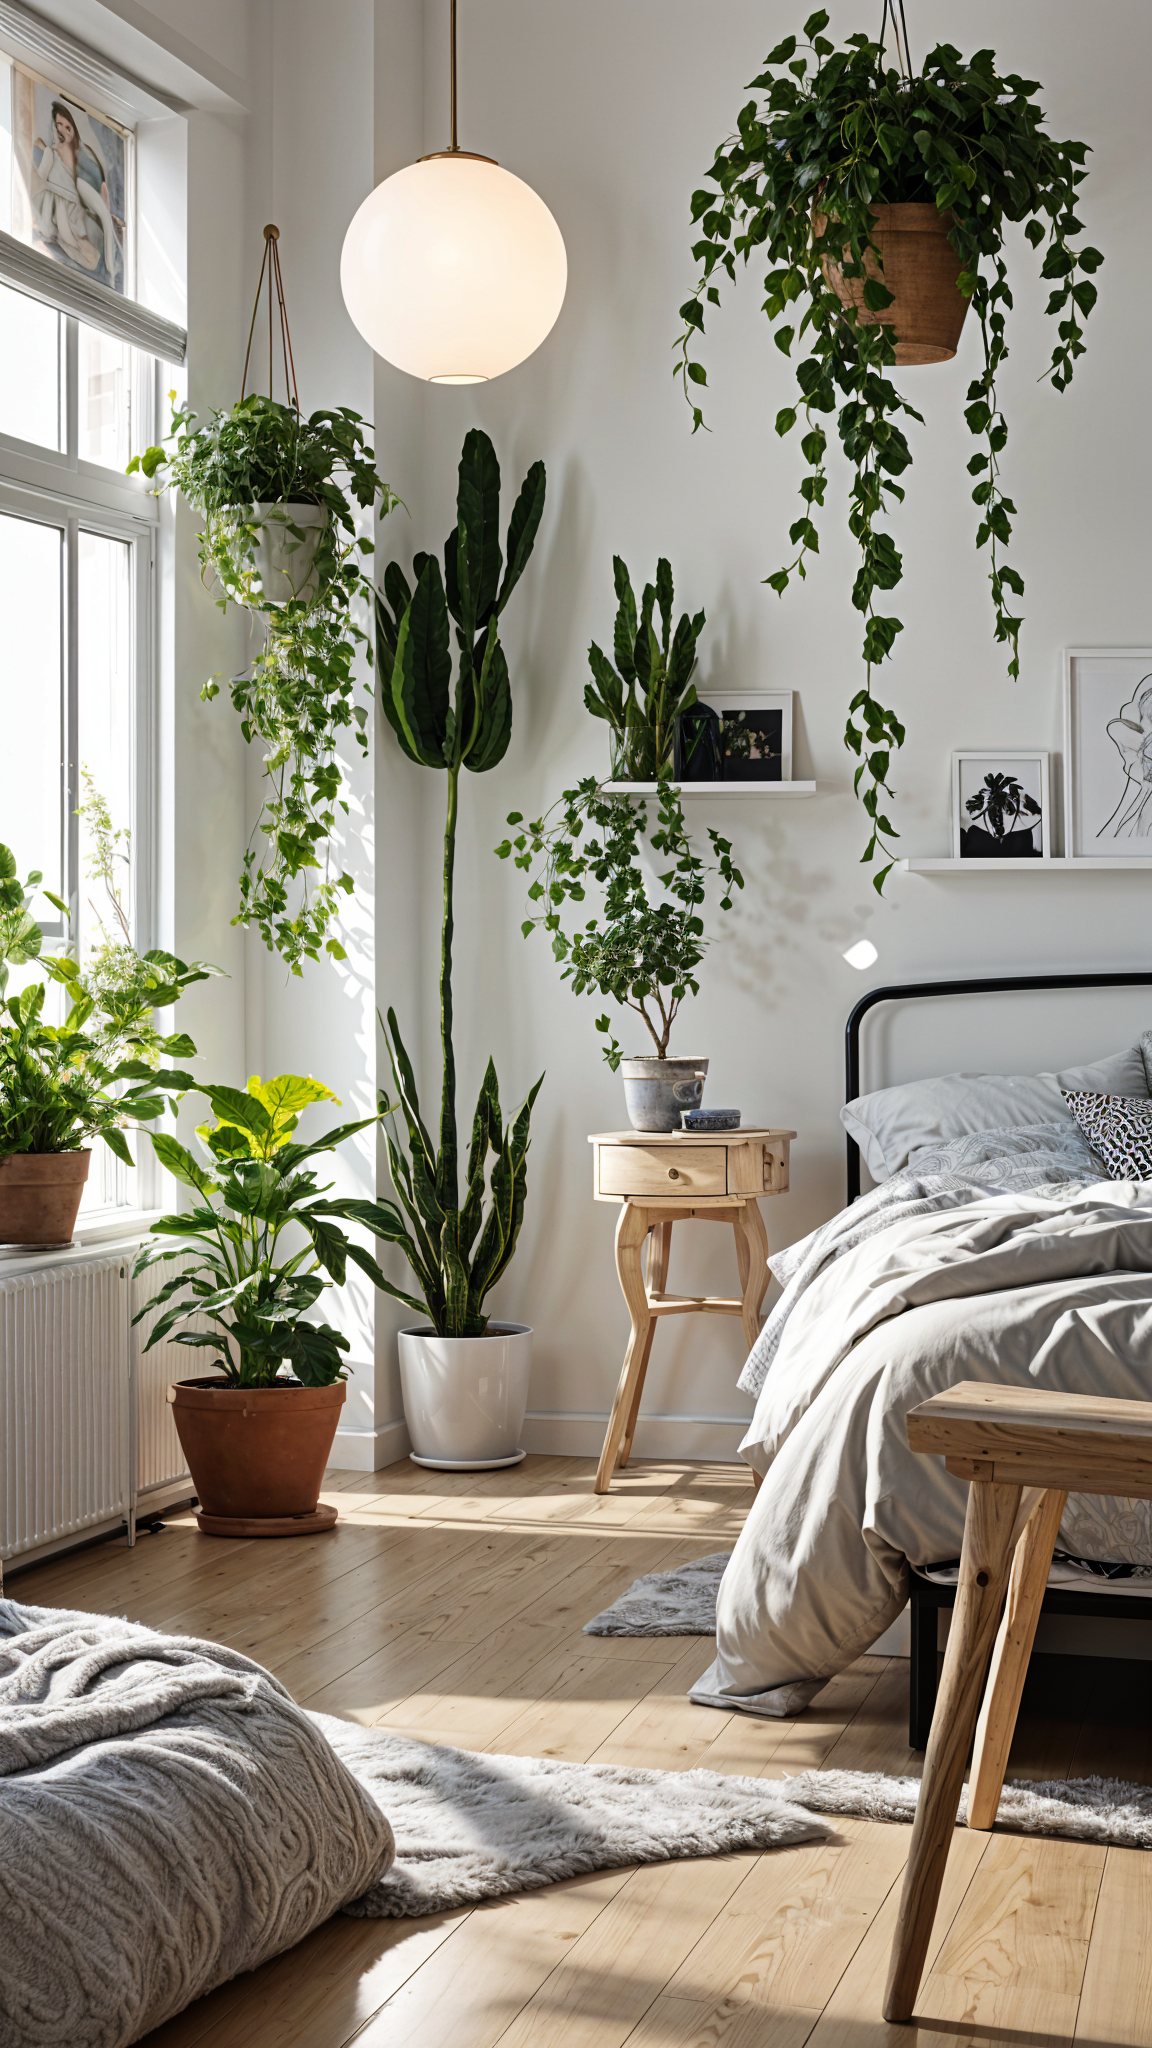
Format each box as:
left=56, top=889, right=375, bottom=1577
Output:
left=390, top=555, right=452, bottom=769
left=148, top=1131, right=219, bottom=1197
left=496, top=460, right=547, bottom=615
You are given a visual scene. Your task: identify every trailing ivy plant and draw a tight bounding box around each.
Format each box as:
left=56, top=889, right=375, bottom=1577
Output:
left=497, top=780, right=743, bottom=1066
left=130, top=395, right=400, bottom=970
left=584, top=556, right=704, bottom=781
left=676, top=15, right=1102, bottom=887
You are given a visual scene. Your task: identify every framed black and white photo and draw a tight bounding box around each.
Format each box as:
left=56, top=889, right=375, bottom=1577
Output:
left=717, top=690, right=792, bottom=783
left=952, top=750, right=1050, bottom=860
left=1064, top=648, right=1152, bottom=858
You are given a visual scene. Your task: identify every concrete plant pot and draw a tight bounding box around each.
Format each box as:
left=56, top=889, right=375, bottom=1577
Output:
left=398, top=1323, right=532, bottom=1470
left=619, top=1057, right=709, bottom=1133
left=0, top=1150, right=90, bottom=1245
left=168, top=1377, right=346, bottom=1536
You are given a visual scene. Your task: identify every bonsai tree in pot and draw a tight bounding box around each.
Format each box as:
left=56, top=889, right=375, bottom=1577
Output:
left=677, top=12, right=1102, bottom=884
left=0, top=835, right=213, bottom=1245
left=131, top=391, right=400, bottom=971
left=583, top=556, right=704, bottom=782
left=371, top=428, right=546, bottom=1470
left=497, top=780, right=744, bottom=1132
left=135, top=1073, right=397, bottom=1534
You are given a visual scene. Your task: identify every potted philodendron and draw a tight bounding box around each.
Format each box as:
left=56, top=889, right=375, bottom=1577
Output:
left=371, top=429, right=546, bottom=1471
left=0, top=834, right=211, bottom=1244
left=130, top=393, right=400, bottom=971
left=583, top=556, right=704, bottom=782
left=136, top=1075, right=397, bottom=1535
left=498, top=780, right=744, bottom=1132
left=677, top=13, right=1102, bottom=884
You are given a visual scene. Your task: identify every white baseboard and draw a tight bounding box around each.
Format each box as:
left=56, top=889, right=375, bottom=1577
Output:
left=520, top=1410, right=751, bottom=1464
left=329, top=1416, right=411, bottom=1472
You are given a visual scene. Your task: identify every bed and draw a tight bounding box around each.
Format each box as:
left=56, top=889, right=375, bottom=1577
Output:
left=690, top=971, right=1152, bottom=1730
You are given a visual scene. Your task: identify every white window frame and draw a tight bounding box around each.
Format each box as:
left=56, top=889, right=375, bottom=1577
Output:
left=0, top=302, right=161, bottom=1222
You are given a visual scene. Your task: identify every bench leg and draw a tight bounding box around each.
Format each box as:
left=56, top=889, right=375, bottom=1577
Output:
left=595, top=1204, right=653, bottom=1494
left=967, top=1485, right=1066, bottom=1830
left=883, top=1478, right=1021, bottom=2024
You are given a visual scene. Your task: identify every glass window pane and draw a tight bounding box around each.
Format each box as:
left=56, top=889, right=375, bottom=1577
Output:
left=76, top=529, right=133, bottom=964
left=0, top=281, right=62, bottom=449
left=78, top=324, right=133, bottom=470
left=0, top=510, right=63, bottom=912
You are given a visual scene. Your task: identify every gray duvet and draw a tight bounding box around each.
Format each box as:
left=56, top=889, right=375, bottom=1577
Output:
left=691, top=1179, right=1152, bottom=1717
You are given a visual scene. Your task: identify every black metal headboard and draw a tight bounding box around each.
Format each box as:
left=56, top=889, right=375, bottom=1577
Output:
left=844, top=971, right=1152, bottom=1203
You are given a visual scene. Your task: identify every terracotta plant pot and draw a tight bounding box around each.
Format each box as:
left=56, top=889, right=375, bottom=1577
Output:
left=169, top=1377, right=346, bottom=1534
left=815, top=202, right=969, bottom=365
left=0, top=1150, right=90, bottom=1245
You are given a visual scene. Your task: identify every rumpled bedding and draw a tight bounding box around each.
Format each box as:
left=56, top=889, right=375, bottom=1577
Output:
left=692, top=1173, right=1152, bottom=1719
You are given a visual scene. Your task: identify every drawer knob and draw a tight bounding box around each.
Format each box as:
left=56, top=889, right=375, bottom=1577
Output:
left=667, top=1167, right=680, bottom=1180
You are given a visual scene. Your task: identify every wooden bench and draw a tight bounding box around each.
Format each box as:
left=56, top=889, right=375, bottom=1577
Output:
left=884, top=1381, right=1152, bottom=2025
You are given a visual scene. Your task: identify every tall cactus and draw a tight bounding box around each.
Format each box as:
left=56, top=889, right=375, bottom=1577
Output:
left=372, top=430, right=546, bottom=1337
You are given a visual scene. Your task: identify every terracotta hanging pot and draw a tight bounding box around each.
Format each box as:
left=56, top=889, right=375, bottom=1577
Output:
left=814, top=203, right=970, bottom=364
left=0, top=1150, right=90, bottom=1246
left=169, top=1377, right=346, bottom=1536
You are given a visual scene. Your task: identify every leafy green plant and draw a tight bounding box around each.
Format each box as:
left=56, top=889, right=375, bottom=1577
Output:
left=0, top=846, right=63, bottom=998
left=372, top=429, right=546, bottom=1340
left=584, top=557, right=704, bottom=781
left=0, top=977, right=195, bottom=1160
left=134, top=1074, right=398, bottom=1388
left=677, top=15, right=1102, bottom=886
left=964, top=771, right=1040, bottom=841
left=130, top=394, right=401, bottom=971
left=498, top=780, right=743, bottom=1066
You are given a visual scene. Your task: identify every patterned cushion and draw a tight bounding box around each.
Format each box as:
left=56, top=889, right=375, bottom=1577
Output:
left=907, top=1121, right=1106, bottom=1186
left=1062, top=1090, right=1152, bottom=1180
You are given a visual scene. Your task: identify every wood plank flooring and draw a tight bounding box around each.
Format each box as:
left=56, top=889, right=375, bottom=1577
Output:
left=9, top=1454, right=1151, bottom=2048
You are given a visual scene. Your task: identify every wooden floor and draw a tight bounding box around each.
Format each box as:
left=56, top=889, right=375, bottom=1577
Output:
left=12, top=1454, right=1152, bottom=2048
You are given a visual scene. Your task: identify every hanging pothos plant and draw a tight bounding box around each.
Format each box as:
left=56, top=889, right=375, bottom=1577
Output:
left=676, top=14, right=1102, bottom=887
left=132, top=392, right=399, bottom=971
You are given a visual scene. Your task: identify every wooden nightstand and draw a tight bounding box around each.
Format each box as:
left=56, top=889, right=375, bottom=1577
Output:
left=588, top=1127, right=796, bottom=1493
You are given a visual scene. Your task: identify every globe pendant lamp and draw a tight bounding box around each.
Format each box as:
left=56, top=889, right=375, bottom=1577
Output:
left=340, top=0, right=567, bottom=384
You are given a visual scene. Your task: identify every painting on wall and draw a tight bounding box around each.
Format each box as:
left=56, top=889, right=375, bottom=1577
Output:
left=1065, top=649, right=1152, bottom=858
left=952, top=751, right=1050, bottom=860
left=718, top=691, right=793, bottom=783
left=10, top=64, right=131, bottom=294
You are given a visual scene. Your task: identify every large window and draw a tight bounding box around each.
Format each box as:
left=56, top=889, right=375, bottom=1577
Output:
left=0, top=273, right=158, bottom=1218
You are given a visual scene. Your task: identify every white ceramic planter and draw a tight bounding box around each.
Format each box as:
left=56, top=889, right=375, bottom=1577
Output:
left=398, top=1323, right=532, bottom=1470
left=208, top=501, right=329, bottom=607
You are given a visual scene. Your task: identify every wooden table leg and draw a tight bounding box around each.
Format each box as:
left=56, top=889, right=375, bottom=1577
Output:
left=619, top=1219, right=671, bottom=1470
left=733, top=1200, right=770, bottom=1353
left=966, top=1485, right=1066, bottom=1830
left=595, top=1203, right=654, bottom=1494
left=883, top=1477, right=1022, bottom=2024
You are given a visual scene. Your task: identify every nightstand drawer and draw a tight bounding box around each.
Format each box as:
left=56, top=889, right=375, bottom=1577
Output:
left=597, top=1144, right=727, bottom=1199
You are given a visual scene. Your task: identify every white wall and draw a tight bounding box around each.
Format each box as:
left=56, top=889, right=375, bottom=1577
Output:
left=129, top=0, right=1152, bottom=1463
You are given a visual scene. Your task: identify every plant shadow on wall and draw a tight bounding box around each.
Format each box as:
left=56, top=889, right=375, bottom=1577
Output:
left=676, top=10, right=1102, bottom=887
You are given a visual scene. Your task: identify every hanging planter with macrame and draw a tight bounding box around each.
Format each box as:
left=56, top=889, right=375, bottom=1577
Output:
left=129, top=227, right=399, bottom=970
left=676, top=5, right=1103, bottom=888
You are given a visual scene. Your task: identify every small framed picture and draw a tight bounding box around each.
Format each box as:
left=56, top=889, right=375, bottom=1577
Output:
left=952, top=751, right=1050, bottom=860
left=714, top=690, right=792, bottom=783
left=1064, top=649, right=1152, bottom=857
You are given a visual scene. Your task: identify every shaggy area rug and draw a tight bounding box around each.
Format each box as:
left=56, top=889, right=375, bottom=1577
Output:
left=316, top=1713, right=827, bottom=1916
left=783, top=1768, right=1152, bottom=1850
left=583, top=1551, right=732, bottom=1636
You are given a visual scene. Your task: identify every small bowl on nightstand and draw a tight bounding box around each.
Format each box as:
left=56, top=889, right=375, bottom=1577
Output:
left=680, top=1109, right=741, bottom=1132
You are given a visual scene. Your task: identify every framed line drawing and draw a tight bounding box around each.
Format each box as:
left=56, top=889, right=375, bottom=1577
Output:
left=716, top=690, right=792, bottom=783
left=1064, top=648, right=1152, bottom=857
left=952, top=750, right=1050, bottom=860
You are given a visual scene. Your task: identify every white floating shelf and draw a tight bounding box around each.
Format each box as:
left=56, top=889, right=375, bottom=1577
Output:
left=901, top=857, right=1152, bottom=872
left=602, top=780, right=816, bottom=800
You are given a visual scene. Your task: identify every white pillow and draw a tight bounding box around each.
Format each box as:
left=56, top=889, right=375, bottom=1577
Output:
left=842, top=1041, right=1150, bottom=1181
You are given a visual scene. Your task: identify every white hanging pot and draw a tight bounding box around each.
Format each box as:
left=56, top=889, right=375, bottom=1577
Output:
left=398, top=1322, right=532, bottom=1470
left=205, top=500, right=330, bottom=608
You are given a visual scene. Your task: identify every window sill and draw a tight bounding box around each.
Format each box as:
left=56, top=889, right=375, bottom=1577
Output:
left=0, top=1208, right=163, bottom=1277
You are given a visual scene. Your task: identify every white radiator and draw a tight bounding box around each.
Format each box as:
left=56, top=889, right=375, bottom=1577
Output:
left=0, top=1257, right=132, bottom=1561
